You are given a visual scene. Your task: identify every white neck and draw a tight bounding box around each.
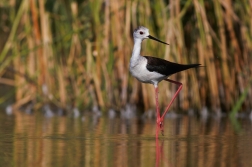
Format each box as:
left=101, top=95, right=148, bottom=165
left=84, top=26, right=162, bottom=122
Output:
left=130, top=38, right=142, bottom=65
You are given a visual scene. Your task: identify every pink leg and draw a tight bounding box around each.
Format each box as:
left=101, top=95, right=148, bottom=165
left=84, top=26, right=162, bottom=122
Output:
left=155, top=86, right=162, bottom=138
left=154, top=86, right=161, bottom=126
left=159, top=79, right=183, bottom=129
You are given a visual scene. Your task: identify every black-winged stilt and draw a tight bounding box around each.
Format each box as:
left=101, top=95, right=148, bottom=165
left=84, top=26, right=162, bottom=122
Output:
left=130, top=26, right=201, bottom=135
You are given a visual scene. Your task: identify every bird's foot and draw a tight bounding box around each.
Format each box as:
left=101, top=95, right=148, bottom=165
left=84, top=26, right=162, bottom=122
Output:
left=157, top=118, right=164, bottom=136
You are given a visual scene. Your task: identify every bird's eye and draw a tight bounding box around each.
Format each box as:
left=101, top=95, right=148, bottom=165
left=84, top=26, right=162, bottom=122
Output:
left=139, top=31, right=144, bottom=35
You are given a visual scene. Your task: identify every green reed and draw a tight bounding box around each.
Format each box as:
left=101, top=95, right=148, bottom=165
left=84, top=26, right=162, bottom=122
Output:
left=0, top=0, right=251, bottom=113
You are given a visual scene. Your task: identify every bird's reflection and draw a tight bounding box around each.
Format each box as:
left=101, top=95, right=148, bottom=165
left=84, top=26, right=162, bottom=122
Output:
left=155, top=139, right=162, bottom=166
left=155, top=124, right=173, bottom=167
left=155, top=124, right=162, bottom=167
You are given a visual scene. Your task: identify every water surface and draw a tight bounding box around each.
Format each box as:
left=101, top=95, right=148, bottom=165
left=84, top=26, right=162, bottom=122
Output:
left=0, top=111, right=251, bottom=167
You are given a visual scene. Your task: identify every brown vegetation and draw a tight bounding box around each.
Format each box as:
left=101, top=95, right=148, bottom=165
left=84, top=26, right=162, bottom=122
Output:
left=0, top=0, right=251, bottom=113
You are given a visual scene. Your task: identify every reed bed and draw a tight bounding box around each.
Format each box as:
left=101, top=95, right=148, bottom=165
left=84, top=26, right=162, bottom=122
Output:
left=0, top=0, right=251, bottom=114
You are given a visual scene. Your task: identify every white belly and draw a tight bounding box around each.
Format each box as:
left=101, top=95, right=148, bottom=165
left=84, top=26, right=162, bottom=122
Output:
left=129, top=57, right=166, bottom=85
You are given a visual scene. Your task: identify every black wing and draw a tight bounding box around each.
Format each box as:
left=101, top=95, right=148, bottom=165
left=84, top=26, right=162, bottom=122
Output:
left=144, top=56, right=201, bottom=76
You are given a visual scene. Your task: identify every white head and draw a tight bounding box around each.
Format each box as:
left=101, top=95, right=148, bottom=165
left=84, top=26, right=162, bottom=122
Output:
left=133, top=26, right=150, bottom=40
left=133, top=26, right=169, bottom=45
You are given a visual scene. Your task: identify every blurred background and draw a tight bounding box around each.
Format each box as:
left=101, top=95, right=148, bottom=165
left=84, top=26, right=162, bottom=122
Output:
left=1, top=0, right=252, bottom=167
left=0, top=0, right=252, bottom=115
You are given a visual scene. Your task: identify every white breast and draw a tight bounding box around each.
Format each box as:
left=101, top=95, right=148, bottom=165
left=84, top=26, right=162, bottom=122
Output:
left=129, top=57, right=166, bottom=85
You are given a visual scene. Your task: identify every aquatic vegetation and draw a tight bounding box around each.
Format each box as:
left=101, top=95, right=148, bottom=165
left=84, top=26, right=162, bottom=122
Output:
left=0, top=0, right=251, bottom=114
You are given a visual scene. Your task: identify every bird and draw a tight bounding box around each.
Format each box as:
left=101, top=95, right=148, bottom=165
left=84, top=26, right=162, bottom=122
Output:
left=130, top=26, right=201, bottom=136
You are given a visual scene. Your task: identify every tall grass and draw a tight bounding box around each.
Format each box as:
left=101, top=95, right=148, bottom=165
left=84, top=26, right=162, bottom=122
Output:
left=0, top=0, right=251, bottom=113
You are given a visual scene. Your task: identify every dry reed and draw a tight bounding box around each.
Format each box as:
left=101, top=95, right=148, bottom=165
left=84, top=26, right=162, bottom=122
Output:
left=0, top=0, right=251, bottom=114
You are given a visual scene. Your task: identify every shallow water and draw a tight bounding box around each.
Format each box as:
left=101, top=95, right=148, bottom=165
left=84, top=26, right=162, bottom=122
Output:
left=0, top=111, right=252, bottom=167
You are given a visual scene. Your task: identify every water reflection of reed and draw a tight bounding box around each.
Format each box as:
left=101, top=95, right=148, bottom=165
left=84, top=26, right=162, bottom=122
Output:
left=2, top=113, right=249, bottom=167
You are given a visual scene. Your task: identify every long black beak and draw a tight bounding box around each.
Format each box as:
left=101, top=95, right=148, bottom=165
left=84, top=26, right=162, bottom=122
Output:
left=148, top=35, right=169, bottom=45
